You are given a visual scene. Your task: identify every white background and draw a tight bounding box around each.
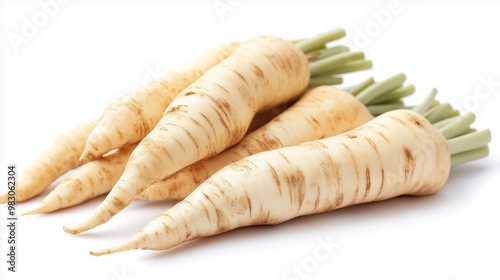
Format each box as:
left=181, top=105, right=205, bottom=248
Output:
left=1, top=1, right=499, bottom=279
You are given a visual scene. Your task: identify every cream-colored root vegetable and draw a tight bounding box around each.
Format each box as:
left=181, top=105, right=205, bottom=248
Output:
left=80, top=42, right=241, bottom=163
left=22, top=107, right=280, bottom=214
left=139, top=86, right=373, bottom=200
left=65, top=35, right=310, bottom=235
left=91, top=110, right=450, bottom=256
left=23, top=143, right=138, bottom=215
left=0, top=119, right=97, bottom=203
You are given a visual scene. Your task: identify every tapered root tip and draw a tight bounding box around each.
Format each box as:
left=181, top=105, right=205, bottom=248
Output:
left=90, top=242, right=136, bottom=256
left=22, top=208, right=44, bottom=216
left=63, top=225, right=83, bottom=235
left=79, top=154, right=92, bottom=164
left=79, top=150, right=99, bottom=163
left=90, top=249, right=110, bottom=256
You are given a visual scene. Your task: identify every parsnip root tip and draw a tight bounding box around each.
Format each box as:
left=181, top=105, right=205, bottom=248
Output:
left=21, top=209, right=42, bottom=216
left=63, top=225, right=81, bottom=235
left=90, top=250, right=108, bottom=257
left=79, top=154, right=94, bottom=164
left=90, top=242, right=134, bottom=256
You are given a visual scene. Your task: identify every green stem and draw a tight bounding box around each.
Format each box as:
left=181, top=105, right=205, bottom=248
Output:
left=306, top=45, right=350, bottom=62
left=308, top=76, right=343, bottom=86
left=427, top=100, right=440, bottom=110
left=356, top=73, right=406, bottom=105
left=367, top=103, right=410, bottom=116
left=369, top=84, right=415, bottom=105
left=290, top=38, right=303, bottom=44
left=411, top=88, right=438, bottom=115
left=457, top=127, right=477, bottom=136
left=449, top=109, right=460, bottom=118
left=447, top=129, right=492, bottom=155
left=345, top=77, right=374, bottom=96
left=294, top=28, right=346, bottom=53
left=433, top=115, right=460, bottom=129
left=426, top=103, right=453, bottom=124
left=450, top=146, right=490, bottom=166
left=317, top=60, right=373, bottom=75
left=375, top=97, right=403, bottom=105
left=422, top=100, right=441, bottom=117
left=439, top=112, right=476, bottom=139
left=309, top=51, right=365, bottom=76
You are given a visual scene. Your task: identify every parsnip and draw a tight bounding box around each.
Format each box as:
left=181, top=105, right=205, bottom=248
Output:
left=91, top=110, right=451, bottom=255
left=139, top=74, right=411, bottom=200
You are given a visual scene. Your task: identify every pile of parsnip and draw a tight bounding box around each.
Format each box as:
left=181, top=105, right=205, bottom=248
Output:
left=2, top=29, right=491, bottom=256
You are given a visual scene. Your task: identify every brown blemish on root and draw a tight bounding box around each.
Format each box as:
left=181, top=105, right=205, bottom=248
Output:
left=376, top=168, right=385, bottom=199
left=165, top=105, right=187, bottom=114
left=363, top=136, right=378, bottom=154
left=373, top=130, right=390, bottom=144
left=341, top=141, right=360, bottom=205
left=251, top=132, right=284, bottom=151
left=264, top=160, right=282, bottom=196
left=111, top=197, right=125, bottom=209
left=271, top=135, right=284, bottom=147
left=363, top=167, right=371, bottom=199
left=302, top=141, right=328, bottom=150
left=244, top=189, right=252, bottom=217
left=209, top=103, right=231, bottom=139
left=117, top=130, right=124, bottom=140
left=199, top=201, right=211, bottom=223
left=333, top=158, right=344, bottom=208
left=311, top=117, right=320, bottom=126
left=203, top=93, right=231, bottom=121
left=345, top=133, right=357, bottom=139
left=160, top=221, right=169, bottom=232
left=289, top=169, right=306, bottom=211
left=187, top=116, right=202, bottom=128
left=200, top=112, right=216, bottom=138
left=386, top=115, right=406, bottom=126
left=106, top=209, right=116, bottom=219
left=415, top=184, right=435, bottom=195
left=313, top=185, right=321, bottom=211
left=172, top=136, right=186, bottom=153
left=408, top=114, right=422, bottom=127
left=232, top=69, right=248, bottom=85
left=72, top=178, right=83, bottom=193
left=250, top=62, right=264, bottom=79
left=183, top=217, right=191, bottom=239
left=55, top=193, right=63, bottom=204
left=213, top=83, right=230, bottom=95
left=202, top=192, right=217, bottom=209
left=404, top=147, right=414, bottom=182
left=279, top=152, right=289, bottom=163
left=179, top=126, right=200, bottom=153
left=254, top=206, right=272, bottom=225
left=215, top=208, right=229, bottom=233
